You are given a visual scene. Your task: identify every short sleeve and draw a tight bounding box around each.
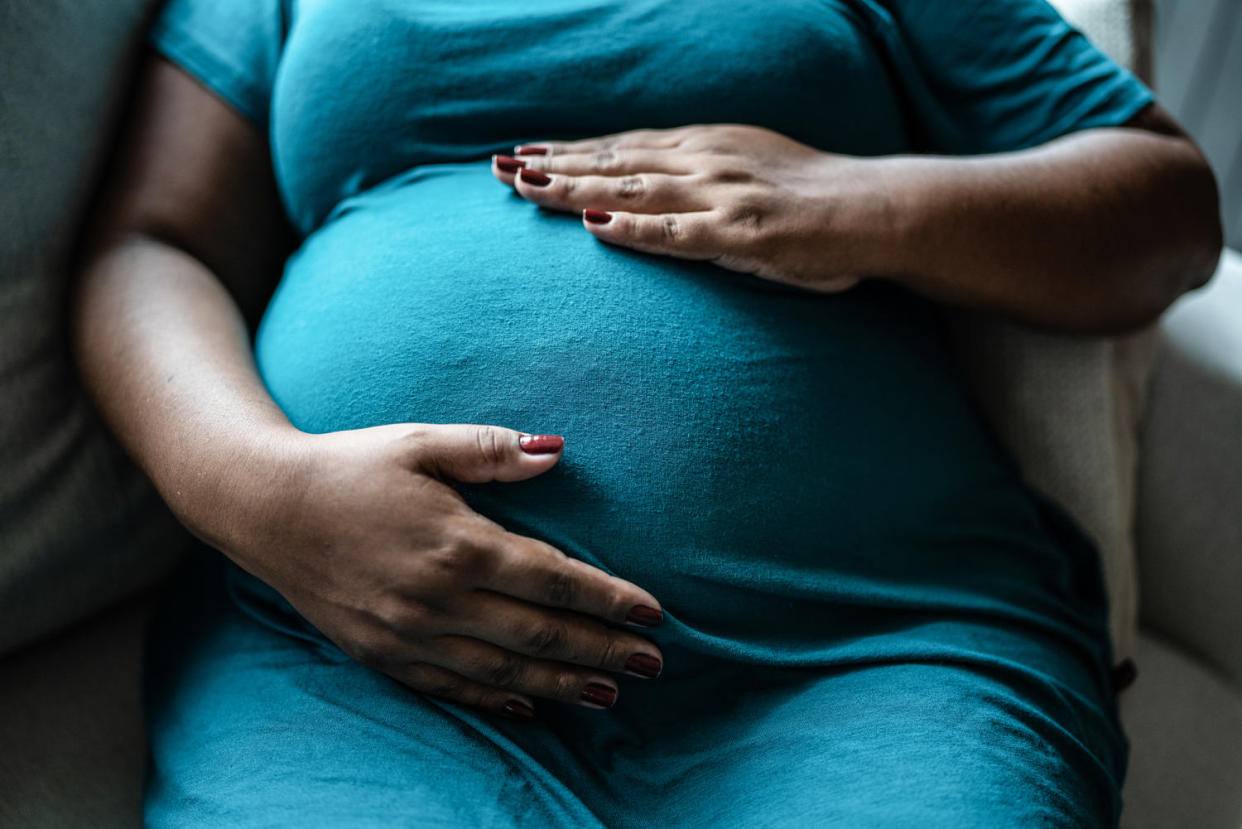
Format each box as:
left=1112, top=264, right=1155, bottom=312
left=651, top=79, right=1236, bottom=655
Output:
left=147, top=0, right=290, bottom=130
left=853, top=0, right=1156, bottom=154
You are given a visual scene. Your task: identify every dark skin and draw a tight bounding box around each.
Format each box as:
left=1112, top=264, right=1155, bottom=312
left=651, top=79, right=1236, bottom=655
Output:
left=71, top=53, right=1222, bottom=720
left=492, top=110, right=1220, bottom=334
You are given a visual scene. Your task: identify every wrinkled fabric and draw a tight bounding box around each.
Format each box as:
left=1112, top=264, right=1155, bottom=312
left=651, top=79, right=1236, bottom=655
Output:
left=144, top=1, right=1153, bottom=826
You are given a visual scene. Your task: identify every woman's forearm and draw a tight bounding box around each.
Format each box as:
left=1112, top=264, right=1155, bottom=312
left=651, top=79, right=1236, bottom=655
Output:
left=70, top=234, right=301, bottom=553
left=863, top=124, right=1223, bottom=334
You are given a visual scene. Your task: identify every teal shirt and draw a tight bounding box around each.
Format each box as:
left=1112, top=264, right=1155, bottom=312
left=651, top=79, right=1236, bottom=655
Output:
left=145, top=2, right=1153, bottom=826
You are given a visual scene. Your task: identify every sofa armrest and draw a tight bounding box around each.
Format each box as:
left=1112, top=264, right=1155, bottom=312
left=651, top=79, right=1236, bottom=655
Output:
left=1134, top=248, right=1242, bottom=688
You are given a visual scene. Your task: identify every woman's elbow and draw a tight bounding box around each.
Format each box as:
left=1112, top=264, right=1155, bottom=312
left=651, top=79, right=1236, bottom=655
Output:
left=1114, top=141, right=1224, bottom=335
left=1166, top=140, right=1224, bottom=297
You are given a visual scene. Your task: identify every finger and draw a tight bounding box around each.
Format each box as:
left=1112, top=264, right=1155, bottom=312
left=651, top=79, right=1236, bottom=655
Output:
left=520, top=148, right=695, bottom=177
left=491, top=154, right=529, bottom=184
left=514, top=126, right=689, bottom=157
left=491, top=148, right=695, bottom=189
left=421, top=634, right=621, bottom=710
left=383, top=661, right=539, bottom=721
left=582, top=208, right=725, bottom=261
left=474, top=526, right=666, bottom=630
left=449, top=589, right=663, bottom=679
left=410, top=423, right=564, bottom=484
left=512, top=170, right=707, bottom=215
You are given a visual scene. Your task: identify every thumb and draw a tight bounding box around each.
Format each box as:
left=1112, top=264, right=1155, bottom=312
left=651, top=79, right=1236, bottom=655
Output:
left=412, top=423, right=564, bottom=484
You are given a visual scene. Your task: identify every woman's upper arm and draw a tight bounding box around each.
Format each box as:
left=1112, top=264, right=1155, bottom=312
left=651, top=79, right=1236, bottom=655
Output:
left=862, top=0, right=1156, bottom=154
left=81, top=51, right=294, bottom=325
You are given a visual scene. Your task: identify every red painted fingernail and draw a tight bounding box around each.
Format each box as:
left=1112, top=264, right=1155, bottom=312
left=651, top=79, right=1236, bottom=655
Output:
left=625, top=653, right=662, bottom=679
left=583, top=209, right=612, bottom=225
left=580, top=683, right=618, bottom=708
left=626, top=605, right=663, bottom=627
left=502, top=700, right=535, bottom=720
left=519, top=434, right=564, bottom=454
left=518, top=168, right=551, bottom=187
left=515, top=145, right=548, bottom=155
left=494, top=155, right=526, bottom=173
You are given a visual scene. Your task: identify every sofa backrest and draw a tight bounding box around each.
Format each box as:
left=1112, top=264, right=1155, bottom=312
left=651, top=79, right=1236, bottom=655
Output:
left=0, top=0, right=189, bottom=656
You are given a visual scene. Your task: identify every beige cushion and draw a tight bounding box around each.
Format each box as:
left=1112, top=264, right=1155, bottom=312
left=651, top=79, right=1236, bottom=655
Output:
left=0, top=0, right=189, bottom=656
left=943, top=315, right=1156, bottom=665
left=945, top=0, right=1153, bottom=665
left=1119, top=629, right=1242, bottom=829
left=1134, top=249, right=1242, bottom=687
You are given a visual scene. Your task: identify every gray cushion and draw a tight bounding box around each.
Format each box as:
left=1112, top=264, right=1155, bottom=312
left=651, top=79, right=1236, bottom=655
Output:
left=0, top=594, right=153, bottom=828
left=0, top=0, right=189, bottom=656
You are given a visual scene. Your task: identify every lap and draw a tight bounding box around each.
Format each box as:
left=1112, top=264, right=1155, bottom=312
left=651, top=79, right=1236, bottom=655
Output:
left=143, top=553, right=1120, bottom=828
left=611, top=665, right=1116, bottom=828
left=143, top=557, right=604, bottom=829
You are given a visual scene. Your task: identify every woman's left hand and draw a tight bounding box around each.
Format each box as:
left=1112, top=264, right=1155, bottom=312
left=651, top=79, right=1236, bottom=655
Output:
left=491, top=124, right=883, bottom=294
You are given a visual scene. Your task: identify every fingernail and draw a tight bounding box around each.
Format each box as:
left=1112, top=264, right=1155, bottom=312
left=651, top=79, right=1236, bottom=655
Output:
left=583, top=209, right=612, bottom=225
left=515, top=145, right=548, bottom=155
left=502, top=700, right=535, bottom=720
left=624, top=653, right=662, bottom=679
left=494, top=155, right=526, bottom=173
left=518, top=168, right=551, bottom=187
left=519, top=434, right=564, bottom=454
left=580, top=683, right=617, bottom=708
left=626, top=605, right=663, bottom=627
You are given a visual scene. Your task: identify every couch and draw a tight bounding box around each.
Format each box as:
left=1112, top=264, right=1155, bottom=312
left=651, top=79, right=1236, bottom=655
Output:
left=2, top=0, right=1238, bottom=826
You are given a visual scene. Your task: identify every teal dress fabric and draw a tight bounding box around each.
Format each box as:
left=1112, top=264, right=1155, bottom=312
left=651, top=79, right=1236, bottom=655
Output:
left=143, top=1, right=1155, bottom=826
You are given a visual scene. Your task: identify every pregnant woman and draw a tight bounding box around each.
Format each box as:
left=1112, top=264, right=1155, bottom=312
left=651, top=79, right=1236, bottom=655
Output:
left=71, top=0, right=1221, bottom=826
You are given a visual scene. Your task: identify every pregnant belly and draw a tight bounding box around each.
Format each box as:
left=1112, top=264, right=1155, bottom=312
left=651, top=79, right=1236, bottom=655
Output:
left=255, top=162, right=1072, bottom=657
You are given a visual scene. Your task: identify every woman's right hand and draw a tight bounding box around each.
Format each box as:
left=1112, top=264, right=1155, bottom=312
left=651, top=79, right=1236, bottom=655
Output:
left=71, top=57, right=663, bottom=722
left=226, top=422, right=666, bottom=721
